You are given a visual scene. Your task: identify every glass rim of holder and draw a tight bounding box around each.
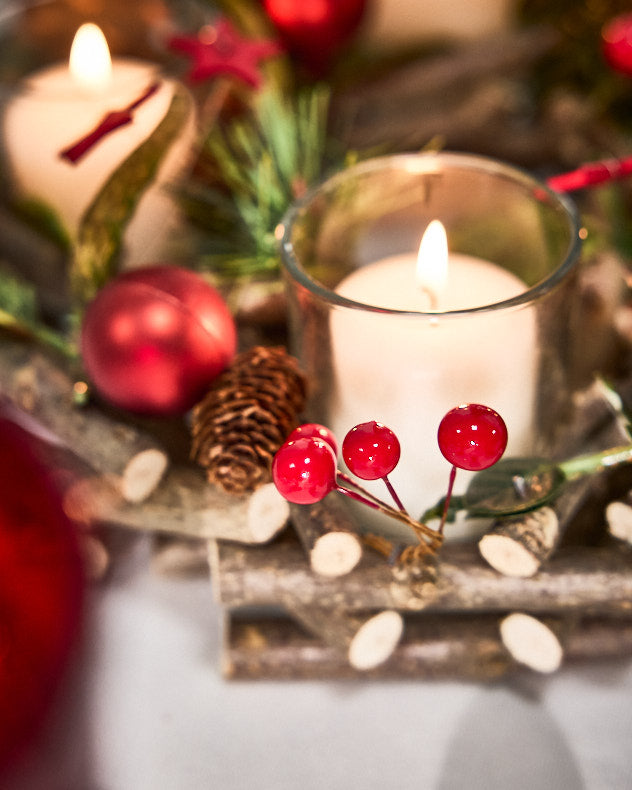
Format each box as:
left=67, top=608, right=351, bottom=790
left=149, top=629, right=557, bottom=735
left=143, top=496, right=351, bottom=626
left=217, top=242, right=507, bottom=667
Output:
left=278, top=151, right=583, bottom=317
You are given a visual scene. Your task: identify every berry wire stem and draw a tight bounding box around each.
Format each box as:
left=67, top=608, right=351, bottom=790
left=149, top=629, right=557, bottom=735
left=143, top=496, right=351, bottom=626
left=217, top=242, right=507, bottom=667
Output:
left=334, top=478, right=442, bottom=550
left=439, top=465, right=457, bottom=535
left=382, top=475, right=408, bottom=514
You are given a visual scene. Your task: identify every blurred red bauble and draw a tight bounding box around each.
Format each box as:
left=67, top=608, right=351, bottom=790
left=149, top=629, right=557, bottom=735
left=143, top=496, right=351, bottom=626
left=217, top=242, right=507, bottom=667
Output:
left=602, top=13, right=632, bottom=77
left=262, top=0, right=367, bottom=74
left=81, top=265, right=237, bottom=415
left=0, top=412, right=84, bottom=772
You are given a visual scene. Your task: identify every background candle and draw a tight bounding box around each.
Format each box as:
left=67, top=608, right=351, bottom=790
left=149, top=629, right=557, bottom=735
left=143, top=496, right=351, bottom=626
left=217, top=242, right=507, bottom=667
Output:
left=330, top=234, right=537, bottom=537
left=2, top=23, right=196, bottom=269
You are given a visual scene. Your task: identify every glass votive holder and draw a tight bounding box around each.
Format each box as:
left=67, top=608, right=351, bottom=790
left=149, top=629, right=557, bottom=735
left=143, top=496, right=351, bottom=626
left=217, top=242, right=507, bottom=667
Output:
left=279, top=152, right=583, bottom=540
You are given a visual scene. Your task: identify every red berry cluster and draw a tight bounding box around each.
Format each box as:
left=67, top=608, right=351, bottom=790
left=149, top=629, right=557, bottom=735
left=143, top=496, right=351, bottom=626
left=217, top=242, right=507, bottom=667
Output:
left=272, top=403, right=508, bottom=545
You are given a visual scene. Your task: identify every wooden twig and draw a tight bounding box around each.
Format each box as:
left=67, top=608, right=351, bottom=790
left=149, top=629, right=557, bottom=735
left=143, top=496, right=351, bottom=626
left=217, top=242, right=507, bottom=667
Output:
left=285, top=601, right=403, bottom=671
left=290, top=498, right=363, bottom=577
left=479, top=507, right=559, bottom=578
left=111, top=471, right=289, bottom=544
left=209, top=537, right=632, bottom=616
left=222, top=613, right=632, bottom=681
left=0, top=339, right=169, bottom=504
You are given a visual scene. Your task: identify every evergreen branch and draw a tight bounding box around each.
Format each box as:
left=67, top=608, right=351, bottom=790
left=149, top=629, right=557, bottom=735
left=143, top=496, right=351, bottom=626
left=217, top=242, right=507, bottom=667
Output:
left=188, top=84, right=333, bottom=280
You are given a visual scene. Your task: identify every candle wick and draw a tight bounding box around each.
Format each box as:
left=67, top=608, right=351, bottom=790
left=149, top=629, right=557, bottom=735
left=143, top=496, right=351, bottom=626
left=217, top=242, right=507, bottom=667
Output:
left=419, top=285, right=439, bottom=311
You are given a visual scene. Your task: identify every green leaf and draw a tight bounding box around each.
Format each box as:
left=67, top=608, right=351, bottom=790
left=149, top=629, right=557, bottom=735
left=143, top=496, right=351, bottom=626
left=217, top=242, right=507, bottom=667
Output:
left=0, top=272, right=38, bottom=324
left=421, top=444, right=632, bottom=522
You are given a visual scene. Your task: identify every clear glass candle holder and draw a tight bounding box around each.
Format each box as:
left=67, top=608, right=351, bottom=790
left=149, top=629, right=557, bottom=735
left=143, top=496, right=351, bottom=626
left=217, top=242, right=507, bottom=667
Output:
left=279, top=152, right=582, bottom=540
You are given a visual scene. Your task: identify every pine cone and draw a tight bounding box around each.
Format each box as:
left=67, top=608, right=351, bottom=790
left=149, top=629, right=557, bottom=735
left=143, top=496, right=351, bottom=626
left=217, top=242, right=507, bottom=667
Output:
left=190, top=346, right=307, bottom=494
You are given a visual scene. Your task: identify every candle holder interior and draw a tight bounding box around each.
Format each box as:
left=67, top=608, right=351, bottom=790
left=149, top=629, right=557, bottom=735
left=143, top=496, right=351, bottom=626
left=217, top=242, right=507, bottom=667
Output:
left=279, top=152, right=583, bottom=536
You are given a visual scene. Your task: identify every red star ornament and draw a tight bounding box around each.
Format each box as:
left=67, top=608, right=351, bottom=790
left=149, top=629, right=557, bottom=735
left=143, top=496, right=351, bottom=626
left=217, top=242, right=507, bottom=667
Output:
left=169, top=18, right=282, bottom=87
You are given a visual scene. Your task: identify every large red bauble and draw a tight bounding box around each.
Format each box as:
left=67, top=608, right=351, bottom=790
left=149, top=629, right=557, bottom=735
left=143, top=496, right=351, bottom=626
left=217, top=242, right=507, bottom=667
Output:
left=81, top=265, right=237, bottom=415
left=262, top=0, right=367, bottom=73
left=0, top=412, right=84, bottom=773
left=602, top=13, right=632, bottom=77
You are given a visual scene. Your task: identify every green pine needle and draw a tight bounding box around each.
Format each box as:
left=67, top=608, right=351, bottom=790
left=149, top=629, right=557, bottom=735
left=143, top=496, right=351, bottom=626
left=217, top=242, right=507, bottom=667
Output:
left=186, top=84, right=333, bottom=280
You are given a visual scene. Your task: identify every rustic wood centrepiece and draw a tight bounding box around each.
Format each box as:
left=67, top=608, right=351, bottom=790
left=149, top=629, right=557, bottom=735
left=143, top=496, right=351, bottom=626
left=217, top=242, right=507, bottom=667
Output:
left=2, top=327, right=632, bottom=680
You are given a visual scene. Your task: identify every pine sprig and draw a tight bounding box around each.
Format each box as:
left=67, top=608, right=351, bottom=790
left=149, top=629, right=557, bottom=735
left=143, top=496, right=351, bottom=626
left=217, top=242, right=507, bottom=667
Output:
left=184, top=84, right=332, bottom=280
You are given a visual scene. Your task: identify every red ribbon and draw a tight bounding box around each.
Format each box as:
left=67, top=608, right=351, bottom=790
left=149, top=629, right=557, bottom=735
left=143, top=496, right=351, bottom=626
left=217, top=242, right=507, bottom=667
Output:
left=59, top=81, right=161, bottom=165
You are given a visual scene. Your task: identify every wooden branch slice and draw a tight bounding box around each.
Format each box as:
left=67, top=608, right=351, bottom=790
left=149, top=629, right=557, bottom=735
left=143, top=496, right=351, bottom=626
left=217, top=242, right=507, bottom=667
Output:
left=121, top=448, right=169, bottom=504
left=348, top=611, right=404, bottom=671
left=291, top=499, right=363, bottom=577
left=499, top=613, right=563, bottom=674
left=479, top=507, right=559, bottom=578
left=287, top=601, right=403, bottom=671
left=606, top=501, right=632, bottom=545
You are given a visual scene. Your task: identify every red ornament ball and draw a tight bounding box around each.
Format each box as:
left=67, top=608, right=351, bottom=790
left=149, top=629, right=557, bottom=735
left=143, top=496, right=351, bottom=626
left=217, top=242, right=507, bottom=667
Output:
left=0, top=412, right=84, bottom=771
left=437, top=403, right=508, bottom=471
left=81, top=265, right=237, bottom=415
left=602, top=13, right=632, bottom=77
left=262, top=0, right=367, bottom=73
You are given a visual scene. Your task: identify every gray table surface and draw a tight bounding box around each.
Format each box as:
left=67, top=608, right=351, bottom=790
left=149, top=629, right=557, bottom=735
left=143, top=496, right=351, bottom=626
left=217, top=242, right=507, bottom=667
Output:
left=5, top=533, right=632, bottom=790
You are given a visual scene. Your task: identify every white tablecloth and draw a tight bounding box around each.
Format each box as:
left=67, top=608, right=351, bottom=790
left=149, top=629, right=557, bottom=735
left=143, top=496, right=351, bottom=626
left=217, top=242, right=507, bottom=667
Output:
left=5, top=533, right=632, bottom=790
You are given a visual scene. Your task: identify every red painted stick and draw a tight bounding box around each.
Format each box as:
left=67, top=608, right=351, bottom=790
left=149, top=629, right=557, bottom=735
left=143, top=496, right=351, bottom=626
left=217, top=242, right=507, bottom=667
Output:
left=59, top=81, right=161, bottom=164
left=547, top=156, right=632, bottom=193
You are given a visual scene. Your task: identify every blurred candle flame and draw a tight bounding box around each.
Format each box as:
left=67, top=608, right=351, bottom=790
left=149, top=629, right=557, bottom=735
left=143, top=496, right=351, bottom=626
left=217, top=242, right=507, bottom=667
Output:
left=69, top=23, right=112, bottom=93
left=416, top=219, right=448, bottom=309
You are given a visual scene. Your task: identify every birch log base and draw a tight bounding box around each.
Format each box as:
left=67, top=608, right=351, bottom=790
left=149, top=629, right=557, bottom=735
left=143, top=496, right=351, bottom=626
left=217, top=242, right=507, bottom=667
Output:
left=222, top=613, right=632, bottom=681
left=209, top=536, right=632, bottom=616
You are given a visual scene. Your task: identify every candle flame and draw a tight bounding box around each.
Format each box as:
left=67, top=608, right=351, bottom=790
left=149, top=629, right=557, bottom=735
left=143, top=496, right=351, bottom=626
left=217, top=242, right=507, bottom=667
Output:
left=416, top=219, right=448, bottom=309
left=69, top=23, right=112, bottom=93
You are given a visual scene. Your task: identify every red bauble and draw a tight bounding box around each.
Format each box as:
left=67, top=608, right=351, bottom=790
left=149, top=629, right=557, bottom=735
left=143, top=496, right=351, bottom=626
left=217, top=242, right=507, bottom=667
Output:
left=81, top=265, right=237, bottom=415
left=262, top=0, right=367, bottom=73
left=0, top=413, right=84, bottom=772
left=602, top=13, right=632, bottom=77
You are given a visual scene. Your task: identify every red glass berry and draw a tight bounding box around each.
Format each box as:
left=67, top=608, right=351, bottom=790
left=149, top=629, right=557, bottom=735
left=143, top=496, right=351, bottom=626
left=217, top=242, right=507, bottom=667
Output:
left=437, top=403, right=508, bottom=471
left=272, top=436, right=337, bottom=504
left=285, top=423, right=338, bottom=455
left=342, top=421, right=401, bottom=480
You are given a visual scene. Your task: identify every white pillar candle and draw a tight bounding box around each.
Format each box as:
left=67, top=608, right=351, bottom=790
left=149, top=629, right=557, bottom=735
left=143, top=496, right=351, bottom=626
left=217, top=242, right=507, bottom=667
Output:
left=3, top=23, right=196, bottom=267
left=330, top=220, right=537, bottom=539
